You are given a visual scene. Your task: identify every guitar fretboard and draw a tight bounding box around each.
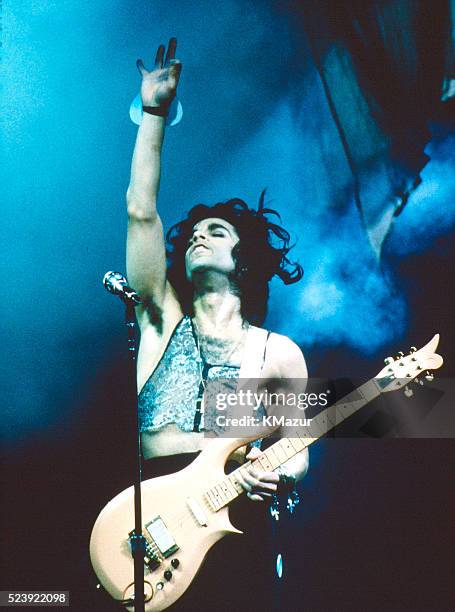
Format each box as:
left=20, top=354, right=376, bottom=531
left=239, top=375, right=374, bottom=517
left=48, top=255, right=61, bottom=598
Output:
left=204, top=378, right=382, bottom=511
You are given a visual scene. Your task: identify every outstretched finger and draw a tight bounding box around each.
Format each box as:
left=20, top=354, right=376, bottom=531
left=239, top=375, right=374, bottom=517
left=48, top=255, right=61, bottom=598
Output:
left=155, top=44, right=165, bottom=69
left=164, top=37, right=177, bottom=66
left=136, top=59, right=148, bottom=76
left=247, top=492, right=265, bottom=502
left=167, top=60, right=182, bottom=87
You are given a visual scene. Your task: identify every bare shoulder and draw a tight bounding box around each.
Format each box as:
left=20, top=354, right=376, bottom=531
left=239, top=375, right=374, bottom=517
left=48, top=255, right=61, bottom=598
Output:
left=265, top=332, right=308, bottom=378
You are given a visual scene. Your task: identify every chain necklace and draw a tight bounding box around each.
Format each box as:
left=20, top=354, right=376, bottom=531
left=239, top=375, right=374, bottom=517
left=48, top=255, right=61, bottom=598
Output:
left=191, top=318, right=248, bottom=432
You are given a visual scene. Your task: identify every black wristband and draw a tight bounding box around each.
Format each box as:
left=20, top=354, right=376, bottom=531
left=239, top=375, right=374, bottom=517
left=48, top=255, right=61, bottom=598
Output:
left=142, top=105, right=169, bottom=118
left=276, top=468, right=296, bottom=494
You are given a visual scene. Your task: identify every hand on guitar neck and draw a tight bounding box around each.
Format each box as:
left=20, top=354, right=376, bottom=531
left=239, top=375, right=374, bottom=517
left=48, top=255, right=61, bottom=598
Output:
left=237, top=445, right=308, bottom=501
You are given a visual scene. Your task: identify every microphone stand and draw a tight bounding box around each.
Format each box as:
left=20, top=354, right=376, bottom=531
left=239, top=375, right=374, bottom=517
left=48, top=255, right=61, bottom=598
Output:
left=124, top=299, right=146, bottom=612
left=103, top=272, right=146, bottom=610
left=99, top=284, right=145, bottom=612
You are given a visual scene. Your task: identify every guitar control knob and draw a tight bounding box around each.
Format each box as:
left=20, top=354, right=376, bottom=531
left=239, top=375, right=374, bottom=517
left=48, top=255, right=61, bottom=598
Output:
left=164, top=570, right=172, bottom=581
left=171, top=559, right=180, bottom=569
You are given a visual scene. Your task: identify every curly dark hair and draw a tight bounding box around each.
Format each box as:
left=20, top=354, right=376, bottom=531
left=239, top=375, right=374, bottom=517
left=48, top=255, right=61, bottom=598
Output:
left=166, top=190, right=303, bottom=325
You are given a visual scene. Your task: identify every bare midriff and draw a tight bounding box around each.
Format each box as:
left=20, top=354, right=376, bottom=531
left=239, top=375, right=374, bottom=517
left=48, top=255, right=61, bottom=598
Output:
left=141, top=424, right=247, bottom=463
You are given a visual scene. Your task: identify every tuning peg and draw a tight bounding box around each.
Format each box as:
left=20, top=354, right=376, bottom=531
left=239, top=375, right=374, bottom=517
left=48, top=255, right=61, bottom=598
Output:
left=384, top=356, right=394, bottom=365
left=404, top=386, right=414, bottom=398
left=410, top=346, right=417, bottom=353
left=425, top=371, right=434, bottom=382
left=414, top=378, right=424, bottom=386
left=396, top=351, right=404, bottom=360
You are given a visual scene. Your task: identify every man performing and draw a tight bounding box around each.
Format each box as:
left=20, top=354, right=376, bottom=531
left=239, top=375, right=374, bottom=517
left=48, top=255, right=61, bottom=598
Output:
left=127, top=37, right=309, bottom=608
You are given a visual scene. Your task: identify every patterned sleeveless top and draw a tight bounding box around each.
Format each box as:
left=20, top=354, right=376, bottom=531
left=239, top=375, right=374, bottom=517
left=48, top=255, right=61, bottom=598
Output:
left=138, top=316, right=244, bottom=434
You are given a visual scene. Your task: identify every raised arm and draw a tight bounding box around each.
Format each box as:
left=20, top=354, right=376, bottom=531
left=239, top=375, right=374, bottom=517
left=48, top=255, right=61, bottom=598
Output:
left=126, top=38, right=182, bottom=326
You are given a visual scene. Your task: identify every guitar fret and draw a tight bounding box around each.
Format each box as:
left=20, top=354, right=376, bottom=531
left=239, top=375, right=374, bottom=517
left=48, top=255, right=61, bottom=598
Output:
left=211, top=487, right=223, bottom=508
left=297, top=424, right=318, bottom=444
left=256, top=455, right=273, bottom=471
left=209, top=488, right=219, bottom=507
left=196, top=367, right=417, bottom=518
left=278, top=438, right=296, bottom=459
left=203, top=492, right=216, bottom=511
left=264, top=448, right=281, bottom=469
left=336, top=404, right=349, bottom=418
left=337, top=402, right=360, bottom=419
left=238, top=466, right=252, bottom=487
left=205, top=374, right=389, bottom=512
left=271, top=443, right=288, bottom=465
left=323, top=408, right=336, bottom=427
left=314, top=412, right=329, bottom=434
left=308, top=418, right=323, bottom=438
left=215, top=484, right=229, bottom=504
left=312, top=414, right=328, bottom=436
left=361, top=380, right=380, bottom=403
left=222, top=478, right=237, bottom=499
left=224, top=477, right=236, bottom=497
left=326, top=406, right=345, bottom=427
left=288, top=437, right=305, bottom=452
left=206, top=489, right=220, bottom=510
left=218, top=481, right=229, bottom=501
left=228, top=473, right=243, bottom=494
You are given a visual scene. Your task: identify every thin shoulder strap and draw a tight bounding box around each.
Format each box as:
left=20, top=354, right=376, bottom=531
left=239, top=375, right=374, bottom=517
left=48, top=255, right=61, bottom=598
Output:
left=238, top=325, right=270, bottom=381
left=237, top=326, right=270, bottom=451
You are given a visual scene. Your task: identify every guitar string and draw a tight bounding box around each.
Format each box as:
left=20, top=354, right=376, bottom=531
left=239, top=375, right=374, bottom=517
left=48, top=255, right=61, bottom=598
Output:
left=135, top=396, right=373, bottom=561
left=140, top=446, right=290, bottom=531
left=137, top=383, right=380, bottom=547
left=136, top=454, right=282, bottom=547
left=139, top=469, right=247, bottom=537
left=139, top=435, right=310, bottom=536
left=138, top=443, right=305, bottom=542
left=138, top=448, right=300, bottom=556
left=124, top=359, right=426, bottom=567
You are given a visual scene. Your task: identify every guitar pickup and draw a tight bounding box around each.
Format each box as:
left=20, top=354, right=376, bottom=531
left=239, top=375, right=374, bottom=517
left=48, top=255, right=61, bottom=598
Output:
left=145, top=517, right=179, bottom=559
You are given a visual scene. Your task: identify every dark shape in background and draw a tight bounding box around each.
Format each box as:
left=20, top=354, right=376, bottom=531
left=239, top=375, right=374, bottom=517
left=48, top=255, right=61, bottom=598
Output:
left=297, top=0, right=454, bottom=255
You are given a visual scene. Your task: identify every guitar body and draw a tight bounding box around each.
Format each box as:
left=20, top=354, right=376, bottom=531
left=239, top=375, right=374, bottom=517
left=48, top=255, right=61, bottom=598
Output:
left=90, top=437, right=244, bottom=611
left=90, top=335, right=443, bottom=611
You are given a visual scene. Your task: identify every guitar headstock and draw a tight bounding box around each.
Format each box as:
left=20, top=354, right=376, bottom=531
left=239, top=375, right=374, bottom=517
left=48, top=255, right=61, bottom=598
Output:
left=376, top=334, right=443, bottom=393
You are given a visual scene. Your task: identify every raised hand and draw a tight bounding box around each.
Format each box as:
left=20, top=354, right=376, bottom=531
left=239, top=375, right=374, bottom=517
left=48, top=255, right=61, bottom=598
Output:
left=136, top=37, right=182, bottom=110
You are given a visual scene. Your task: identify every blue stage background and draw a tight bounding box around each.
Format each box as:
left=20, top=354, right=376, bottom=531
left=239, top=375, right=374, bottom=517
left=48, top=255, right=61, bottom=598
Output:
left=1, top=1, right=454, bottom=610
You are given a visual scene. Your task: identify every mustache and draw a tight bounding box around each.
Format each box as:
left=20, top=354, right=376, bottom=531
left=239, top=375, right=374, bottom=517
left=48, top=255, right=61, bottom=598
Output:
left=188, top=242, right=210, bottom=254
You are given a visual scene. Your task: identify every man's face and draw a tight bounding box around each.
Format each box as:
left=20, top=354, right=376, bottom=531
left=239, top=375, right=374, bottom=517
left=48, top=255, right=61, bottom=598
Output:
left=185, top=217, right=240, bottom=280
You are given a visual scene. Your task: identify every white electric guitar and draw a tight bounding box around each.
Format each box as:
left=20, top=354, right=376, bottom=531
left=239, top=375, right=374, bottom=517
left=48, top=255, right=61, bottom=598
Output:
left=90, top=334, right=443, bottom=610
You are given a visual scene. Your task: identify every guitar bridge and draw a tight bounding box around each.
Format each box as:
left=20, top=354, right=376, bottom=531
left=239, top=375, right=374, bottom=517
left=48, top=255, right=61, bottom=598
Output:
left=128, top=530, right=161, bottom=570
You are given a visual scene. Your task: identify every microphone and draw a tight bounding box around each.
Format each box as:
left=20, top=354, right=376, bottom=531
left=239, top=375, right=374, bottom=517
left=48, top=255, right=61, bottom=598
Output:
left=103, top=271, right=142, bottom=305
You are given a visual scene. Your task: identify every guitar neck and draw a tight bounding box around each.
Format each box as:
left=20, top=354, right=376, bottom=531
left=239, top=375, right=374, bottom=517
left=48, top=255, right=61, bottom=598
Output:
left=204, top=377, right=382, bottom=511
